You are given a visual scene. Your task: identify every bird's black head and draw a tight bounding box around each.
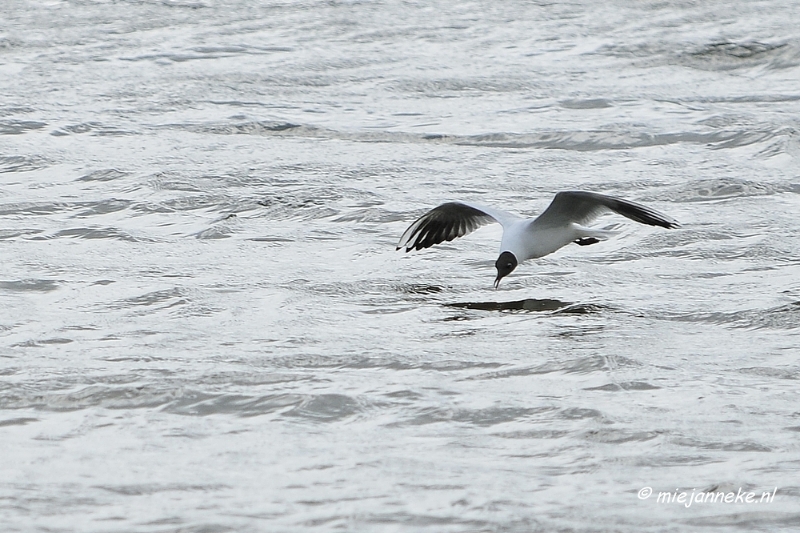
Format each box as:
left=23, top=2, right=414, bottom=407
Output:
left=494, top=251, right=518, bottom=288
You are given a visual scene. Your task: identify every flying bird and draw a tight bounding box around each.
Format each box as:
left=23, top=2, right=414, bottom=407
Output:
left=396, top=191, right=679, bottom=287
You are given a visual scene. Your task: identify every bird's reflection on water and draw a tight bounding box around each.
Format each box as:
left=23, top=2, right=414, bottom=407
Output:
left=446, top=299, right=609, bottom=314
left=447, top=298, right=571, bottom=312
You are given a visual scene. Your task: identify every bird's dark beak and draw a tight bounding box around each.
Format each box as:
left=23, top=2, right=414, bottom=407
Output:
left=494, top=275, right=502, bottom=289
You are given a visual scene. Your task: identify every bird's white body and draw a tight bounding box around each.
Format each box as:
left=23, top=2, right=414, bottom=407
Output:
left=500, top=220, right=573, bottom=260
left=504, top=220, right=621, bottom=260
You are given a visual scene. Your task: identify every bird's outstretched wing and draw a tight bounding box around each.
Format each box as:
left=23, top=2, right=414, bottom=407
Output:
left=396, top=201, right=517, bottom=252
left=532, top=191, right=680, bottom=229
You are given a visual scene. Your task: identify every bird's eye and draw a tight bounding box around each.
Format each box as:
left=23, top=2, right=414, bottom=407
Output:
left=506, top=262, right=513, bottom=269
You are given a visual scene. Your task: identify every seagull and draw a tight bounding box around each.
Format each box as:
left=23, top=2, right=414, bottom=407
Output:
left=396, top=191, right=679, bottom=288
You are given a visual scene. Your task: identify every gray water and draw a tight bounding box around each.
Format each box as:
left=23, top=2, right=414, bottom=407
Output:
left=2, top=1, right=800, bottom=531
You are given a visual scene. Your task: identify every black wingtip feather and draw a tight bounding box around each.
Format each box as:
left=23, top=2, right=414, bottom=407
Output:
left=607, top=196, right=680, bottom=230
left=396, top=201, right=499, bottom=252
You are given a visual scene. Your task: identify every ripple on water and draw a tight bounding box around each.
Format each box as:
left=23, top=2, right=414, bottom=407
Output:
left=673, top=437, right=773, bottom=453
left=166, top=392, right=306, bottom=417
left=493, top=429, right=569, bottom=439
left=399, top=284, right=445, bottom=295
left=669, top=301, right=800, bottom=330
left=164, top=118, right=784, bottom=152
left=631, top=454, right=722, bottom=467
left=582, top=428, right=661, bottom=444
left=118, top=288, right=187, bottom=307
left=0, top=229, right=43, bottom=240
left=558, top=407, right=605, bottom=420
left=0, top=105, right=35, bottom=117
left=257, top=189, right=352, bottom=221
left=95, top=483, right=231, bottom=496
left=400, top=405, right=554, bottom=427
left=0, top=382, right=330, bottom=418
left=465, top=355, right=635, bottom=381
left=738, top=366, right=800, bottom=380
left=0, top=279, right=60, bottom=292
left=270, top=352, right=502, bottom=372
left=688, top=512, right=800, bottom=529
left=0, top=155, right=49, bottom=173
left=46, top=227, right=140, bottom=242
left=282, top=394, right=364, bottom=422
left=0, top=201, right=74, bottom=216
left=680, top=40, right=799, bottom=71
left=332, top=207, right=407, bottom=224
left=0, top=384, right=176, bottom=412
left=598, top=39, right=800, bottom=71
left=0, top=417, right=39, bottom=427
left=72, top=199, right=132, bottom=218
left=102, top=287, right=226, bottom=318
left=51, top=122, right=137, bottom=136
left=76, top=169, right=132, bottom=182
left=663, top=177, right=800, bottom=203
left=583, top=381, right=661, bottom=392
left=0, top=119, right=47, bottom=135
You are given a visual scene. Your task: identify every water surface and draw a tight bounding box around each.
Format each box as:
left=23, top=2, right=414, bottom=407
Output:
left=2, top=0, right=800, bottom=531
